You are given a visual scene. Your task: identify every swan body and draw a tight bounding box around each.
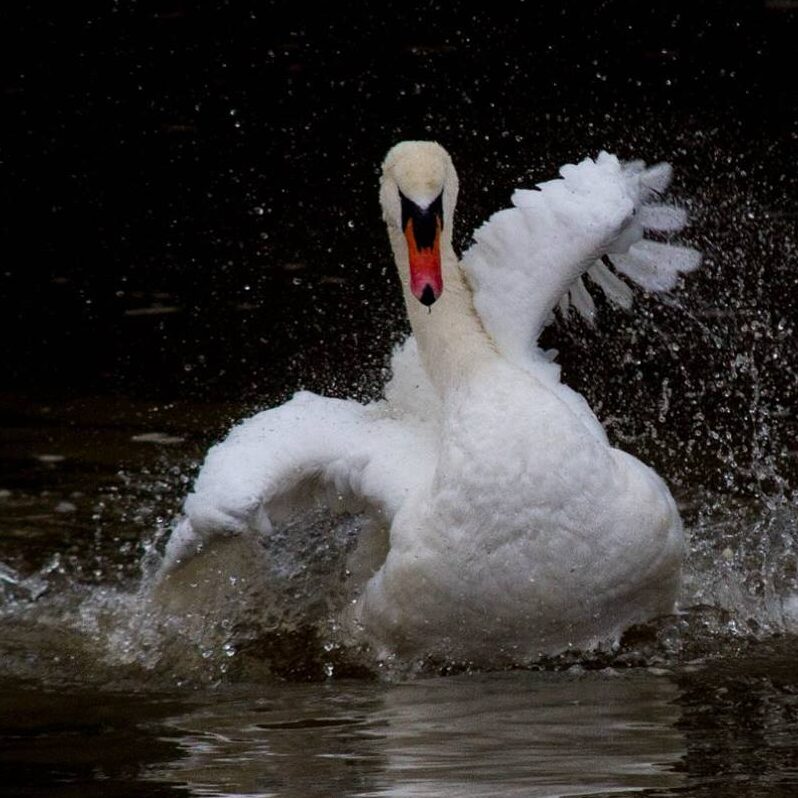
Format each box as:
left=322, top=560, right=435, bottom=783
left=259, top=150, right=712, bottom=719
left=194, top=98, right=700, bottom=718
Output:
left=158, top=141, right=701, bottom=665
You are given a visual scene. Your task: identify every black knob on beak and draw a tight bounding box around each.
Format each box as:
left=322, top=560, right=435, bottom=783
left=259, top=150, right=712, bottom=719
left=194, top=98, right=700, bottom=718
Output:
left=419, top=284, right=437, bottom=307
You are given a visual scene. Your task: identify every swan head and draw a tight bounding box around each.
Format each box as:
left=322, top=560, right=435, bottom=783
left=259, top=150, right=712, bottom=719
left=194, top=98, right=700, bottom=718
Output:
left=380, top=141, right=459, bottom=307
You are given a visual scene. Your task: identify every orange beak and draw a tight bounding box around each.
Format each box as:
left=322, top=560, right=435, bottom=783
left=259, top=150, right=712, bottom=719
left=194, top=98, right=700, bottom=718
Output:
left=404, top=216, right=442, bottom=306
left=401, top=191, right=444, bottom=307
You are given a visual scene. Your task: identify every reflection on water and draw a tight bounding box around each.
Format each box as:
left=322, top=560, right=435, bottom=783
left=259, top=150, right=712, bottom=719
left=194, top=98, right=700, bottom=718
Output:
left=2, top=653, right=797, bottom=798
left=148, top=672, right=684, bottom=798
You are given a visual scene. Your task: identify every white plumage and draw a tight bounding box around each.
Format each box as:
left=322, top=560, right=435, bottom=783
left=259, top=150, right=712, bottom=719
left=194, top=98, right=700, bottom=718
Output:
left=156, top=141, right=701, bottom=665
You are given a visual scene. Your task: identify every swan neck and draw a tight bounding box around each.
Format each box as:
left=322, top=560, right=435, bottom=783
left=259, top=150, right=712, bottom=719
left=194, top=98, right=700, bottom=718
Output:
left=390, top=228, right=494, bottom=394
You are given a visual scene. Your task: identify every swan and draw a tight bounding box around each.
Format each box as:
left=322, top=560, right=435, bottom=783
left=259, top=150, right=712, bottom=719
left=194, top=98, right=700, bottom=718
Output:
left=156, top=141, right=701, bottom=666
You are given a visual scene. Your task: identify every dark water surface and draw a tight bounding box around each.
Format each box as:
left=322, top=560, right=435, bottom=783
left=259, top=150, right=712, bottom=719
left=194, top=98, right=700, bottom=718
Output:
left=2, top=1, right=798, bottom=796
left=2, top=647, right=798, bottom=797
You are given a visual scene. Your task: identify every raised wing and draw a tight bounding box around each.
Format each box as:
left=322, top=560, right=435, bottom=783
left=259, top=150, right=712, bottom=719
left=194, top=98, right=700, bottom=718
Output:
left=461, top=152, right=701, bottom=370
left=159, top=384, right=438, bottom=576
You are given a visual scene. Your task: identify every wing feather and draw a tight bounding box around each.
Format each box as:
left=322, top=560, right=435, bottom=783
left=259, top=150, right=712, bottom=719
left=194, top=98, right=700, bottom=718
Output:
left=587, top=261, right=634, bottom=309
left=160, top=341, right=439, bottom=575
left=569, top=277, right=597, bottom=326
left=612, top=239, right=702, bottom=293
left=461, top=151, right=701, bottom=366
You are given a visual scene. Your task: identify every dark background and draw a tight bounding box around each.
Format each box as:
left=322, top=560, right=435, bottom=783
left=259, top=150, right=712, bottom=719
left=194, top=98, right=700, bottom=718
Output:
left=1, top=0, right=796, bottom=492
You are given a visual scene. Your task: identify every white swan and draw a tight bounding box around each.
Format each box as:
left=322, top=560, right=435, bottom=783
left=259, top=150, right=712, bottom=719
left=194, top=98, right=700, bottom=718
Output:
left=157, top=141, right=701, bottom=665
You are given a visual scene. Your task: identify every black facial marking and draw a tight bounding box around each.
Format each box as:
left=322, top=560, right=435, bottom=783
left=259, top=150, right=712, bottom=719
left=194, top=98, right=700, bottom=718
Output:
left=399, top=190, right=444, bottom=249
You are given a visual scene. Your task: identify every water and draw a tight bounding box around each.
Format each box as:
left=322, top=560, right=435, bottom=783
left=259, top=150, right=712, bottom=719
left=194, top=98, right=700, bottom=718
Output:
left=3, top=1, right=798, bottom=795
left=3, top=649, right=798, bottom=796
left=1, top=245, right=796, bottom=796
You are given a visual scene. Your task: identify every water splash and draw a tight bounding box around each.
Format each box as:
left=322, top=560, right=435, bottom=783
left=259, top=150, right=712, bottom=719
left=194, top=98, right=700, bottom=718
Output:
left=1, top=139, right=796, bottom=687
